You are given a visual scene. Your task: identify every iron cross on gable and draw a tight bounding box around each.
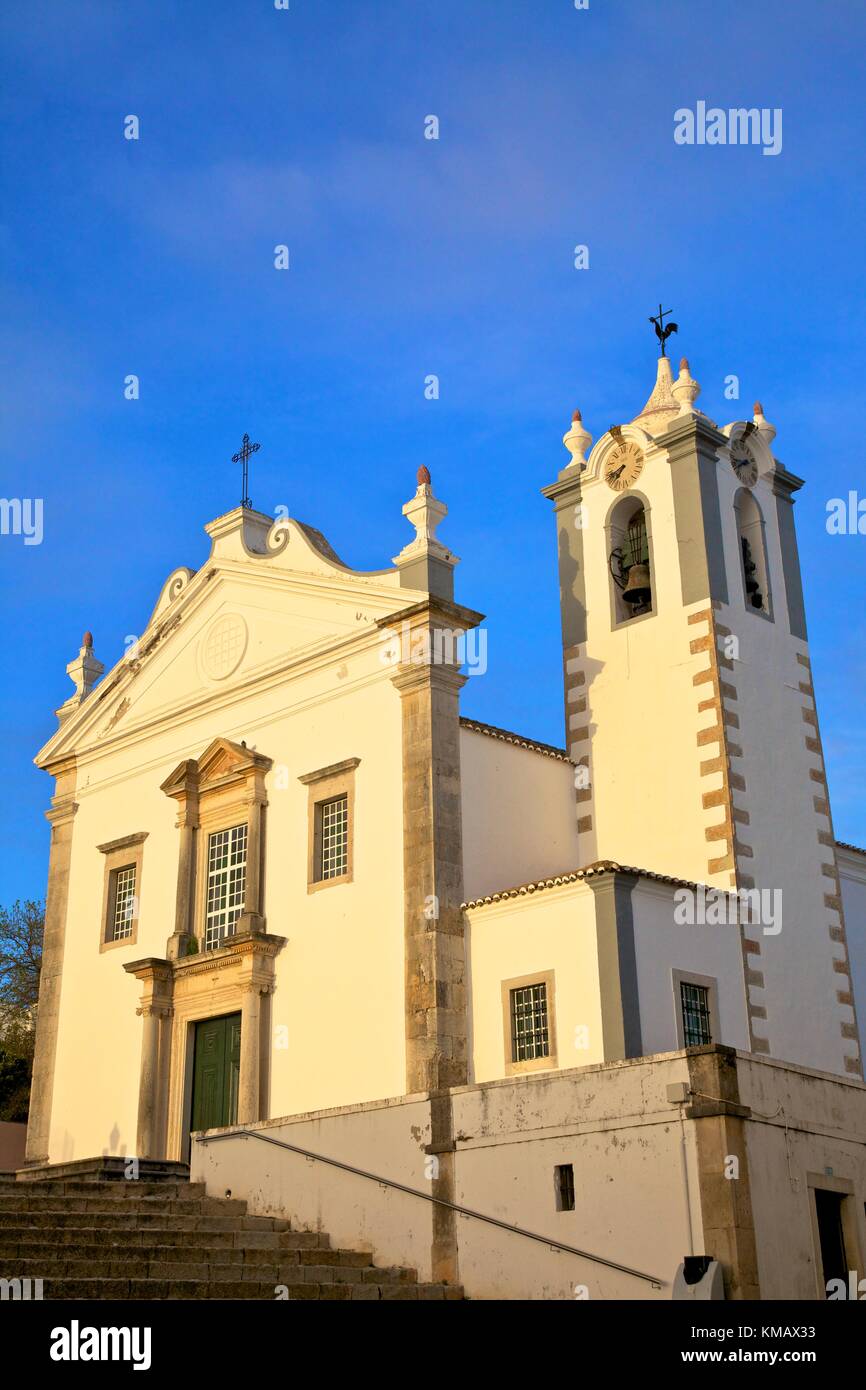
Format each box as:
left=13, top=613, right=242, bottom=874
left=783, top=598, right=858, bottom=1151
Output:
left=231, top=432, right=261, bottom=510
left=648, top=304, right=678, bottom=356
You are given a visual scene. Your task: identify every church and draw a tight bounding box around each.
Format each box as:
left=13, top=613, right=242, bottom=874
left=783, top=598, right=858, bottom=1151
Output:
left=23, top=348, right=866, bottom=1300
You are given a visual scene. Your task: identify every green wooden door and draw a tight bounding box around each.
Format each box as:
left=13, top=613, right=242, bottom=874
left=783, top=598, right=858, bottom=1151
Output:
left=191, top=1013, right=241, bottom=1134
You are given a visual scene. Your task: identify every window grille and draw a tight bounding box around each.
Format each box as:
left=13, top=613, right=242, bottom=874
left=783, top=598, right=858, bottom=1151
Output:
left=510, top=982, right=550, bottom=1062
left=319, top=795, right=348, bottom=880
left=205, top=824, right=247, bottom=950
left=111, top=865, right=137, bottom=941
left=680, top=981, right=712, bottom=1048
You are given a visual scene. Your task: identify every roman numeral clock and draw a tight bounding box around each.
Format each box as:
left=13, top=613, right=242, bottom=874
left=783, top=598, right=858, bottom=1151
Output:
left=730, top=436, right=758, bottom=486
left=604, top=440, right=645, bottom=490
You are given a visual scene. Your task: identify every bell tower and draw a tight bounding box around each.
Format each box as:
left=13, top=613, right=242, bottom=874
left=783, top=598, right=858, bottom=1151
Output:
left=543, top=347, right=862, bottom=1079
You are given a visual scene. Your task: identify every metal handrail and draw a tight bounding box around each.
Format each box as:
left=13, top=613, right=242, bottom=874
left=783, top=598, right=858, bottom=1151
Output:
left=195, top=1127, right=663, bottom=1288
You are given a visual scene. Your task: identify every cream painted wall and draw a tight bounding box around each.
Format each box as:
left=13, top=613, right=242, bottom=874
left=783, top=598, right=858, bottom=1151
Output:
left=712, top=456, right=855, bottom=1078
left=459, top=729, right=580, bottom=900
left=192, top=1049, right=866, bottom=1300
left=44, top=550, right=414, bottom=1163
left=840, top=846, right=866, bottom=1045
left=192, top=1054, right=699, bottom=1300
left=466, top=881, right=604, bottom=1082
left=631, top=879, right=750, bottom=1056
left=573, top=441, right=729, bottom=888
left=554, top=404, right=857, bottom=1079
left=191, top=1095, right=436, bottom=1282
left=451, top=1059, right=697, bottom=1299
left=738, top=1054, right=866, bottom=1299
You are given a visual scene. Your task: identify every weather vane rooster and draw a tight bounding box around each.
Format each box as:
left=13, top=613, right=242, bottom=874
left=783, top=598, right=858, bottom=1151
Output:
left=648, top=304, right=678, bottom=356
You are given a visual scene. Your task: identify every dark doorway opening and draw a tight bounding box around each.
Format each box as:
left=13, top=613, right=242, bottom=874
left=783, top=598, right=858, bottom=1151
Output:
left=814, top=1187, right=848, bottom=1294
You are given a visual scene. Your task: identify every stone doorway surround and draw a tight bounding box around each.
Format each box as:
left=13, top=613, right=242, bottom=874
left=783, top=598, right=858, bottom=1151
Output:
left=125, top=931, right=285, bottom=1162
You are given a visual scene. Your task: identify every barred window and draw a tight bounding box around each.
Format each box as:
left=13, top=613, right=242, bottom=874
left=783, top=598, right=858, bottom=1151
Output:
left=318, top=795, right=348, bottom=881
left=555, top=1163, right=576, bottom=1213
left=510, top=982, right=550, bottom=1063
left=111, top=865, right=137, bottom=941
left=680, top=981, right=712, bottom=1048
left=205, top=824, right=247, bottom=951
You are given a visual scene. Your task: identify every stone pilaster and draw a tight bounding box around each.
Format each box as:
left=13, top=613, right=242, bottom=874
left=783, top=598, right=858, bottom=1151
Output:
left=25, top=757, right=77, bottom=1166
left=238, top=983, right=263, bottom=1124
left=685, top=1046, right=761, bottom=1300
left=128, top=961, right=173, bottom=1159
left=162, top=760, right=199, bottom=960
left=381, top=598, right=482, bottom=1094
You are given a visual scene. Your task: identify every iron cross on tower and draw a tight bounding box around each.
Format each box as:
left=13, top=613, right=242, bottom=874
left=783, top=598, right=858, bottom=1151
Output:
left=648, top=304, right=678, bottom=356
left=231, top=433, right=261, bottom=510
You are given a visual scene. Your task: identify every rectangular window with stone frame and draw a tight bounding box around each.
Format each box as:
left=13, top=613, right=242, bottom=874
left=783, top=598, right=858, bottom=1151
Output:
left=204, top=823, right=248, bottom=950
left=298, top=758, right=360, bottom=892
left=97, top=832, right=147, bottom=952
left=672, top=969, right=720, bottom=1050
left=501, top=970, right=558, bottom=1076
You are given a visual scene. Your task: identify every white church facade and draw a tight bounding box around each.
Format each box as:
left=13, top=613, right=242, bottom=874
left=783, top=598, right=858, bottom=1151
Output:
left=25, top=352, right=866, bottom=1299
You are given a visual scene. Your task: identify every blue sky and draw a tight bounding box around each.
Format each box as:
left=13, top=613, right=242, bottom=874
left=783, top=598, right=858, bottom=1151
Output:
left=1, top=0, right=864, bottom=901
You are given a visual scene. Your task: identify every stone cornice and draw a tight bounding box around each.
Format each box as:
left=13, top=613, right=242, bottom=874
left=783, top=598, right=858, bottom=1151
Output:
left=391, top=665, right=467, bottom=696
left=770, top=464, right=805, bottom=499
left=298, top=756, right=361, bottom=786
left=123, top=957, right=174, bottom=985
left=97, top=831, right=149, bottom=855
left=125, top=932, right=287, bottom=986
left=44, top=797, right=78, bottom=828
left=376, top=595, right=485, bottom=632
left=661, top=413, right=729, bottom=459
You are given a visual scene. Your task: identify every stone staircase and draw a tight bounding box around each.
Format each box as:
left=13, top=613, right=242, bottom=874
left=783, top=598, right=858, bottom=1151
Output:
left=0, top=1171, right=462, bottom=1300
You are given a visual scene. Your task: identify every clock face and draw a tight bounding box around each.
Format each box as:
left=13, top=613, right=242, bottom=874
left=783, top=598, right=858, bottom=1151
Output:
left=604, top=441, right=644, bottom=491
left=730, top=438, right=758, bottom=486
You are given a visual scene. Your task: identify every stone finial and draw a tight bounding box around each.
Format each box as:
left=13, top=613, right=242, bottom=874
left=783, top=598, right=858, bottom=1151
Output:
left=672, top=357, right=701, bottom=415
left=562, top=409, right=593, bottom=471
left=56, top=631, right=105, bottom=726
left=392, top=471, right=459, bottom=599
left=753, top=400, right=777, bottom=448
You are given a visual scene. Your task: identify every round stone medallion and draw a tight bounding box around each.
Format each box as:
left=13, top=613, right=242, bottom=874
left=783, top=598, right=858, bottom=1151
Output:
left=200, top=614, right=248, bottom=681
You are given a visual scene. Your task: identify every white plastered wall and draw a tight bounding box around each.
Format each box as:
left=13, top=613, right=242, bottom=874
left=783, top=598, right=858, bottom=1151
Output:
left=466, top=880, right=603, bottom=1082
left=459, top=728, right=580, bottom=901
left=45, top=576, right=409, bottom=1163
left=713, top=455, right=854, bottom=1077
left=839, top=846, right=866, bottom=1044
left=573, top=443, right=729, bottom=887
left=630, top=878, right=750, bottom=1056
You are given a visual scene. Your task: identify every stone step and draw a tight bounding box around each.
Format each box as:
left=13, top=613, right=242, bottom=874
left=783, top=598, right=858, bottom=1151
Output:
left=0, top=1223, right=328, bottom=1256
left=34, top=1277, right=461, bottom=1300
left=0, top=1194, right=249, bottom=1217
left=0, top=1160, right=464, bottom=1299
left=6, top=1256, right=417, bottom=1285
left=0, top=1180, right=206, bottom=1199
left=0, top=1241, right=291, bottom=1266
left=12, top=1210, right=292, bottom=1232
left=15, top=1157, right=191, bottom=1185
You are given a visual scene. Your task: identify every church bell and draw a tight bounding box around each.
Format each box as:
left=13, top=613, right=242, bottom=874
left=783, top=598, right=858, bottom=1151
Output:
left=621, top=561, right=652, bottom=612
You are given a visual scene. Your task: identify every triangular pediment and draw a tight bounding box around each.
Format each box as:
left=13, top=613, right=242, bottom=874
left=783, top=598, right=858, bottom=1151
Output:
left=198, top=737, right=268, bottom=785
left=36, top=510, right=426, bottom=768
